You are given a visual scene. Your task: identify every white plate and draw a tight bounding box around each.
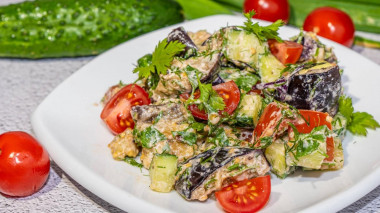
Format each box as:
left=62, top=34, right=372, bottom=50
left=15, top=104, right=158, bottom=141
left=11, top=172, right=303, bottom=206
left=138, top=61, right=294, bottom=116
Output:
left=32, top=15, right=380, bottom=213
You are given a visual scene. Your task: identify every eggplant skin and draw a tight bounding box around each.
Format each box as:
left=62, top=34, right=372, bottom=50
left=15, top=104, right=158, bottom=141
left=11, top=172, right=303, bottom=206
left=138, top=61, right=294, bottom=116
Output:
left=175, top=147, right=268, bottom=200
left=167, top=27, right=197, bottom=51
left=280, top=63, right=342, bottom=115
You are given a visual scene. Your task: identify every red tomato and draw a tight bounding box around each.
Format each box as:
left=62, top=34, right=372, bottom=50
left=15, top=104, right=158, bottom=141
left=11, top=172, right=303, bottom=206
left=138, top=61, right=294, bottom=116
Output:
left=295, top=110, right=334, bottom=161
left=243, top=0, right=290, bottom=23
left=180, top=81, right=240, bottom=120
left=268, top=39, right=303, bottom=64
left=0, top=131, right=50, bottom=197
left=253, top=103, right=334, bottom=160
left=303, top=7, right=355, bottom=47
left=215, top=175, right=271, bottom=213
left=100, top=84, right=150, bottom=134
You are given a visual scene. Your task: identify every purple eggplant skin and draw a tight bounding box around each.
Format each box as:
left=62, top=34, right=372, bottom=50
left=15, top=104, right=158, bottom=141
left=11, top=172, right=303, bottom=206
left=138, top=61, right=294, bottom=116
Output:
left=168, top=27, right=197, bottom=52
left=175, top=147, right=259, bottom=200
left=277, top=63, right=342, bottom=116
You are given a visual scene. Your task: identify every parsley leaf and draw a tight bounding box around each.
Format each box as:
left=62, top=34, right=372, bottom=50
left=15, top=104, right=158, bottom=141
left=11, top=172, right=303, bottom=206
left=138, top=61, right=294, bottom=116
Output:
left=348, top=112, right=380, bottom=136
left=133, top=39, right=186, bottom=78
left=239, top=11, right=284, bottom=43
left=338, top=95, right=354, bottom=123
left=338, top=95, right=379, bottom=136
left=198, top=78, right=225, bottom=113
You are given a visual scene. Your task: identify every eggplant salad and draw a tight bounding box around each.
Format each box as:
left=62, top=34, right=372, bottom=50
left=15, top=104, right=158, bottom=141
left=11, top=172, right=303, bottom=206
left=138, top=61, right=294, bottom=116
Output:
left=100, top=13, right=379, bottom=212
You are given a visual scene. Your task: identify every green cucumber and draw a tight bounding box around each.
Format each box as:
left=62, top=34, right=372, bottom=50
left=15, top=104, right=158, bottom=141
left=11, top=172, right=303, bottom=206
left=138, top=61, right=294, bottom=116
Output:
left=149, top=153, right=178, bottom=193
left=259, top=54, right=284, bottom=83
left=0, top=0, right=184, bottom=58
left=265, top=141, right=293, bottom=178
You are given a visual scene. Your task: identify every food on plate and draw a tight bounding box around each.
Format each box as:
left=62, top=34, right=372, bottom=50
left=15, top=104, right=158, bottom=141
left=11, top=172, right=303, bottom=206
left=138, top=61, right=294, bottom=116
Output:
left=0, top=0, right=184, bottom=59
left=0, top=131, right=50, bottom=197
left=100, top=12, right=379, bottom=211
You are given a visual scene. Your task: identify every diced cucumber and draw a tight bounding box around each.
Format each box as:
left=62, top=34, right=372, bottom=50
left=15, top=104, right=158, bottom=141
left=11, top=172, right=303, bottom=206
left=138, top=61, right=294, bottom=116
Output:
left=235, top=93, right=263, bottom=127
left=265, top=141, right=291, bottom=178
left=149, top=154, right=178, bottom=193
left=225, top=30, right=266, bottom=67
left=288, top=141, right=327, bottom=170
left=259, top=54, right=285, bottom=83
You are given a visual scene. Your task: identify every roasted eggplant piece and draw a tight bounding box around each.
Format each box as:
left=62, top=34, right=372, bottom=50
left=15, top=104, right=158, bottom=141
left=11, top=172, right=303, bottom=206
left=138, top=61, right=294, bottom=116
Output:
left=293, top=32, right=337, bottom=63
left=131, top=103, right=195, bottom=168
left=175, top=147, right=269, bottom=201
left=168, top=27, right=197, bottom=56
left=276, top=62, right=341, bottom=115
left=171, top=52, right=221, bottom=82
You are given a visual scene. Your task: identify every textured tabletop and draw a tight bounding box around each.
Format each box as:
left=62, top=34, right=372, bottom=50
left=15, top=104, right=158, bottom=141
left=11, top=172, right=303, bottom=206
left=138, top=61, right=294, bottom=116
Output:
left=1, top=0, right=380, bottom=212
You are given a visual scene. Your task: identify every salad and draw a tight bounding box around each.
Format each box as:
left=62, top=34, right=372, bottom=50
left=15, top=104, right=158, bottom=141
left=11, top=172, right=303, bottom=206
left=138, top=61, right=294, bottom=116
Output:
left=100, top=12, right=379, bottom=212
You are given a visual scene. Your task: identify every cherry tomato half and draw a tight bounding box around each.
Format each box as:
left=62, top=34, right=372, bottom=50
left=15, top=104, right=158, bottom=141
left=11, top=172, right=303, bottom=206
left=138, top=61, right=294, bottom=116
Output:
left=180, top=81, right=240, bottom=120
left=215, top=175, right=271, bottom=213
left=268, top=39, right=303, bottom=65
left=303, top=7, right=355, bottom=47
left=0, top=131, right=50, bottom=197
left=244, top=0, right=290, bottom=23
left=100, top=84, right=150, bottom=134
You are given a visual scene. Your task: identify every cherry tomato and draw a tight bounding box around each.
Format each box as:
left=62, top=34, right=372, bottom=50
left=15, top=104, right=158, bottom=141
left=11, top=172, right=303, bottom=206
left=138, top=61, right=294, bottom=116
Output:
left=243, top=0, right=290, bottom=23
left=215, top=175, right=271, bottom=213
left=268, top=39, right=303, bottom=65
left=180, top=81, right=240, bottom=120
left=100, top=84, right=150, bottom=134
left=253, top=103, right=334, bottom=160
left=303, top=7, right=355, bottom=47
left=0, top=131, right=50, bottom=197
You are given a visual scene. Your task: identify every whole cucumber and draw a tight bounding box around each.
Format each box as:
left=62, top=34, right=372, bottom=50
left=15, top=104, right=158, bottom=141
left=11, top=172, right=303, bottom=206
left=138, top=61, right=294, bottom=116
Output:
left=0, top=0, right=184, bottom=58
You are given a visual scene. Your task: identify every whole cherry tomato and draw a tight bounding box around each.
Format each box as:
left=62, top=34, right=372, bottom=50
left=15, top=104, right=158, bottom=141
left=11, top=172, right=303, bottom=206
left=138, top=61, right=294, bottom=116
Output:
left=0, top=131, right=50, bottom=197
left=303, top=7, right=355, bottom=47
left=243, top=0, right=290, bottom=23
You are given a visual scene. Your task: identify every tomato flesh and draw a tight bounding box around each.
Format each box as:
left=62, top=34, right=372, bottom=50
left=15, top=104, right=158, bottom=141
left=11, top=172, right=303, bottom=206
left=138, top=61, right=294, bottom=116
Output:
left=101, top=84, right=150, bottom=134
left=243, top=0, right=290, bottom=23
left=253, top=103, right=334, bottom=160
left=181, top=81, right=240, bottom=120
left=303, top=7, right=355, bottom=47
left=215, top=175, right=271, bottom=213
left=0, top=131, right=50, bottom=197
left=268, top=39, right=303, bottom=65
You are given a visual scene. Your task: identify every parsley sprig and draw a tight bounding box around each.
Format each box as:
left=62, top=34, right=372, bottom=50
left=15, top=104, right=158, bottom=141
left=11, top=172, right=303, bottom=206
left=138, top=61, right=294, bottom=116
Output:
left=133, top=38, right=186, bottom=78
left=338, top=95, right=379, bottom=136
left=239, top=11, right=284, bottom=43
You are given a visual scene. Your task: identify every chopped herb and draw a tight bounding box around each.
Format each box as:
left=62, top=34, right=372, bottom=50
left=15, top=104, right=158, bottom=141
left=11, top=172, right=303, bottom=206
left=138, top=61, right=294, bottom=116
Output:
left=239, top=11, right=284, bottom=43
left=204, top=177, right=217, bottom=189
left=135, top=126, right=167, bottom=148
left=172, top=130, right=198, bottom=146
left=124, top=157, right=143, bottom=169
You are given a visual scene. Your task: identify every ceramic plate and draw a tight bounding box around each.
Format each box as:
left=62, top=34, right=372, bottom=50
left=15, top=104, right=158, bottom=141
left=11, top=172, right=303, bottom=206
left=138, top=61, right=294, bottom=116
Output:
left=32, top=15, right=380, bottom=213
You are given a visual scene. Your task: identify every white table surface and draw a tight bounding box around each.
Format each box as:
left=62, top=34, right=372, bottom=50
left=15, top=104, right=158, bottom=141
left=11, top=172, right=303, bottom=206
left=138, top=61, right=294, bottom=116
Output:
left=1, top=0, right=380, bottom=212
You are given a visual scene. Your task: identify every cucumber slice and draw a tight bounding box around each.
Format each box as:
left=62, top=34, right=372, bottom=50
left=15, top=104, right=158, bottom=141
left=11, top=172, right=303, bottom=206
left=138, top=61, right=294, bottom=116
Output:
left=236, top=93, right=263, bottom=127
left=288, top=141, right=327, bottom=170
left=149, top=154, right=178, bottom=192
left=225, top=30, right=266, bottom=67
left=259, top=54, right=285, bottom=83
left=265, top=141, right=290, bottom=178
